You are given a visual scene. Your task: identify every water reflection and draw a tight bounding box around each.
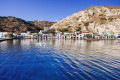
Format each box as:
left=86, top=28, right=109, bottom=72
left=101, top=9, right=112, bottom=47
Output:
left=0, top=39, right=120, bottom=80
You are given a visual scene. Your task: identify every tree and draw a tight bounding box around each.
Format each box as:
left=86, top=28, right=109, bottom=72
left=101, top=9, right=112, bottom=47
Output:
left=108, top=18, right=113, bottom=21
left=44, top=29, right=56, bottom=35
left=86, top=34, right=92, bottom=38
left=6, top=32, right=14, bottom=38
left=76, top=27, right=81, bottom=31
left=16, top=32, right=21, bottom=35
left=35, top=27, right=41, bottom=31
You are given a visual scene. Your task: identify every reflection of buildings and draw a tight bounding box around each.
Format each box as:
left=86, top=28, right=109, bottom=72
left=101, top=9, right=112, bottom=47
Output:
left=1, top=39, right=120, bottom=58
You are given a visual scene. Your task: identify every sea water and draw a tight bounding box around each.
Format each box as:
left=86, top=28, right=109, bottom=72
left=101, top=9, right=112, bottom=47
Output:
left=0, top=39, right=120, bottom=80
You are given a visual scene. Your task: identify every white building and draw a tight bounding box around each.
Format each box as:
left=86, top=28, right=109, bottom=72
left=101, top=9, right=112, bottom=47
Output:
left=21, top=33, right=29, bottom=38
left=79, top=34, right=84, bottom=39
left=75, top=31, right=80, bottom=39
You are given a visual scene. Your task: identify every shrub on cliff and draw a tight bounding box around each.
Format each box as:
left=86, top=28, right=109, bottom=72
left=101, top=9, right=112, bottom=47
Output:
left=76, top=27, right=81, bottom=31
left=58, top=28, right=69, bottom=33
left=84, top=22, right=89, bottom=26
left=100, top=17, right=107, bottom=20
left=108, top=18, right=113, bottom=21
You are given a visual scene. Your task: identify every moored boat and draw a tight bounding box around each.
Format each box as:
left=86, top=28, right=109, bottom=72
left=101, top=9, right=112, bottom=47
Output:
left=118, top=34, right=120, bottom=39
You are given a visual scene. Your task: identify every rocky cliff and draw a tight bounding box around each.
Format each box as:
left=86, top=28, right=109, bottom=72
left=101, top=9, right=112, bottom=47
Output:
left=0, top=16, right=55, bottom=32
left=51, top=6, right=120, bottom=34
left=27, top=20, right=55, bottom=30
left=0, top=16, right=37, bottom=32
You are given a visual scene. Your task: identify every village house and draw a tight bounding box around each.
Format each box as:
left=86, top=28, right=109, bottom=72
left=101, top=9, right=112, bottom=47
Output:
left=114, top=33, right=120, bottom=38
left=118, top=34, right=120, bottom=39
left=75, top=31, right=80, bottom=39
left=79, top=34, right=84, bottom=39
left=69, top=33, right=74, bottom=39
left=1, top=30, right=119, bottom=40
left=21, top=33, right=29, bottom=38
left=64, top=32, right=70, bottom=39
left=0, top=32, right=8, bottom=38
left=56, top=32, right=62, bottom=39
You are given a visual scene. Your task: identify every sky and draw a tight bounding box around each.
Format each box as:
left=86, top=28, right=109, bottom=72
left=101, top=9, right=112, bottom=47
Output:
left=0, top=0, right=120, bottom=21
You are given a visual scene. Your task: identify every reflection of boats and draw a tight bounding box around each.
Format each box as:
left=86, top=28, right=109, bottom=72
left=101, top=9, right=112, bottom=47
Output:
left=86, top=38, right=99, bottom=41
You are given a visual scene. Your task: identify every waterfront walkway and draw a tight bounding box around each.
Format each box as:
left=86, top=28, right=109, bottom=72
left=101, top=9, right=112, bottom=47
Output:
left=0, top=38, right=12, bottom=42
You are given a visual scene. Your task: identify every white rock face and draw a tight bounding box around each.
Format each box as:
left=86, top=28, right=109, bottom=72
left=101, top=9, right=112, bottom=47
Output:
left=51, top=6, right=120, bottom=34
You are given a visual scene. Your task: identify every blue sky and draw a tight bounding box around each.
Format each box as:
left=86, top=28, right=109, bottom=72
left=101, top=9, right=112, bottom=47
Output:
left=0, top=0, right=120, bottom=21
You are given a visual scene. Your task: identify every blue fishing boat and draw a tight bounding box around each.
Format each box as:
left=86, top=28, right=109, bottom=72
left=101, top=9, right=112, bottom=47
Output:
left=118, top=34, right=120, bottom=39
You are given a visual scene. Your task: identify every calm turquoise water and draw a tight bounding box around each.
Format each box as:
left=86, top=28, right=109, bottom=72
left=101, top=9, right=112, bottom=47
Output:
left=0, top=39, right=120, bottom=80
